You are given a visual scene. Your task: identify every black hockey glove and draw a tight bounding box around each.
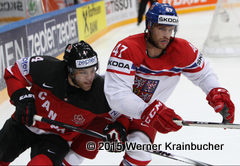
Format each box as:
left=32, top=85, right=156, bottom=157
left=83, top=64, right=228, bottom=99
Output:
left=11, top=88, right=37, bottom=126
left=103, top=121, right=127, bottom=152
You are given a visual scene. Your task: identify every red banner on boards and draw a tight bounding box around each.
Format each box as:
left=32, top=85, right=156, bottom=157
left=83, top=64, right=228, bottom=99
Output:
left=157, top=0, right=218, bottom=9
left=41, top=0, right=66, bottom=13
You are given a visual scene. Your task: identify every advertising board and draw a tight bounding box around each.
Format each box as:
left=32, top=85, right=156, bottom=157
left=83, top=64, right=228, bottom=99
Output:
left=0, top=7, right=79, bottom=100
left=105, top=0, right=138, bottom=26
left=76, top=1, right=107, bottom=40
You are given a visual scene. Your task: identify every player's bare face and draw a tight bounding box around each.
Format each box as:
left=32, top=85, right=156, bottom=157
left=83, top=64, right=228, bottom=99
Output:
left=150, top=24, right=175, bottom=49
left=73, top=66, right=96, bottom=91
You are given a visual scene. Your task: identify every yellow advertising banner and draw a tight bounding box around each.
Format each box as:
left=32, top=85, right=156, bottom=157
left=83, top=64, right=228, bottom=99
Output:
left=76, top=1, right=107, bottom=41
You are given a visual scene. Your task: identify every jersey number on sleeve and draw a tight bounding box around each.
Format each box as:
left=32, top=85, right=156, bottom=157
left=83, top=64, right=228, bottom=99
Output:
left=112, top=44, right=128, bottom=58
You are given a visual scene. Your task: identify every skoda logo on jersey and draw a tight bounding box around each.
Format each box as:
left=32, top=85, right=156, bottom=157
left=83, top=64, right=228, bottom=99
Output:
left=72, top=114, right=85, bottom=125
left=158, top=15, right=179, bottom=26
left=75, top=56, right=97, bottom=68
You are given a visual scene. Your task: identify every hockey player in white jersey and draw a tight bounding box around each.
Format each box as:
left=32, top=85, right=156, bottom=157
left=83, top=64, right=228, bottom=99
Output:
left=104, top=2, right=235, bottom=165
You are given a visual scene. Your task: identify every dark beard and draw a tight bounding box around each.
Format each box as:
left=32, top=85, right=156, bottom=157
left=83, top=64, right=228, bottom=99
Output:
left=146, top=31, right=168, bottom=50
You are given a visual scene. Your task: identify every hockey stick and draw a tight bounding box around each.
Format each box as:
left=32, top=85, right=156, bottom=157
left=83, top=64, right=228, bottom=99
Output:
left=146, top=150, right=211, bottom=166
left=173, top=119, right=240, bottom=129
left=33, top=115, right=107, bottom=140
left=33, top=115, right=212, bottom=166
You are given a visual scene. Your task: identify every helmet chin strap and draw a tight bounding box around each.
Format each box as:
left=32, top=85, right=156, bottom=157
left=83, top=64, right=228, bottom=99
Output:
left=68, top=67, right=80, bottom=88
left=144, top=29, right=160, bottom=49
left=144, top=22, right=158, bottom=48
left=70, top=75, right=80, bottom=88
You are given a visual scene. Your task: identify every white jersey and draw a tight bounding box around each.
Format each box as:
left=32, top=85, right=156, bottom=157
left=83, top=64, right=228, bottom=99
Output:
left=104, top=33, right=220, bottom=119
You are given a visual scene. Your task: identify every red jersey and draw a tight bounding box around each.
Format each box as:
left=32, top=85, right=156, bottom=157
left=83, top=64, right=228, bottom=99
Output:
left=4, top=56, right=114, bottom=142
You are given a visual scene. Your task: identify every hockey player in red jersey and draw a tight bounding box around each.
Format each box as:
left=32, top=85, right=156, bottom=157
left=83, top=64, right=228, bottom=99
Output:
left=104, top=2, right=235, bottom=165
left=0, top=41, right=127, bottom=166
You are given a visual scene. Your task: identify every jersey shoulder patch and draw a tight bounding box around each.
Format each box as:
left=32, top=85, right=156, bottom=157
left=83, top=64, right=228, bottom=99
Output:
left=29, top=56, right=67, bottom=89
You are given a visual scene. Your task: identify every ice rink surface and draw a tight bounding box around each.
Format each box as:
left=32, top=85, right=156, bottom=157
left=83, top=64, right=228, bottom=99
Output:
left=1, top=10, right=240, bottom=165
